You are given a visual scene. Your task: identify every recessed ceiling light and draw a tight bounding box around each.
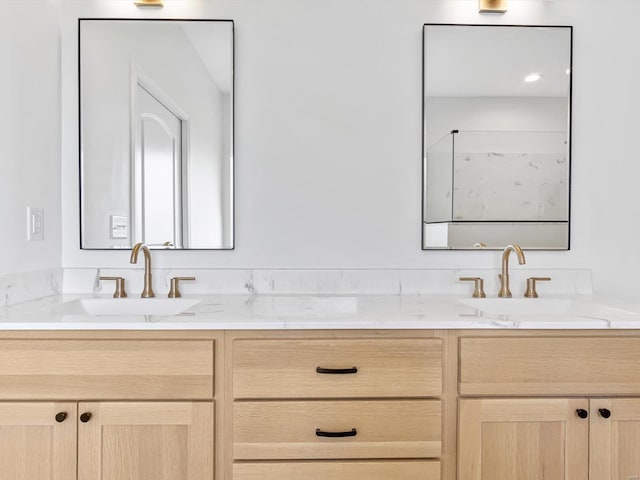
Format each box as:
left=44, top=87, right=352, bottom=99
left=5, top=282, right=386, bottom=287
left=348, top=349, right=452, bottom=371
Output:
left=524, top=73, right=543, bottom=83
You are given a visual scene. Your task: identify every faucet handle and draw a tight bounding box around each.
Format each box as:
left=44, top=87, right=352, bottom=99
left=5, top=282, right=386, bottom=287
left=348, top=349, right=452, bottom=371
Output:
left=459, top=277, right=486, bottom=298
left=524, top=277, right=551, bottom=298
left=99, top=276, right=127, bottom=298
left=168, top=277, right=196, bottom=298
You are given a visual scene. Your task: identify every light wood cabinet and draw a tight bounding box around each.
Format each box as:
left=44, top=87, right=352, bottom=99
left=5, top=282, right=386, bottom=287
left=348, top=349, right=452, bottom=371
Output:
left=0, top=402, right=77, bottom=480
left=3, top=329, right=640, bottom=480
left=0, top=339, right=214, bottom=399
left=233, top=337, right=441, bottom=398
left=0, top=333, right=219, bottom=480
left=458, top=333, right=640, bottom=480
left=590, top=398, right=640, bottom=480
left=78, top=402, right=214, bottom=480
left=229, top=331, right=443, bottom=479
left=459, top=397, right=640, bottom=480
left=233, top=460, right=441, bottom=480
left=459, top=336, right=640, bottom=395
left=0, top=401, right=214, bottom=480
left=458, top=398, right=589, bottom=480
left=234, top=400, right=440, bottom=460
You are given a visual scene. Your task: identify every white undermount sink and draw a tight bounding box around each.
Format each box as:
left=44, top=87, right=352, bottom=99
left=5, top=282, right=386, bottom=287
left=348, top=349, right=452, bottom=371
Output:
left=458, top=298, right=573, bottom=316
left=63, top=298, right=201, bottom=316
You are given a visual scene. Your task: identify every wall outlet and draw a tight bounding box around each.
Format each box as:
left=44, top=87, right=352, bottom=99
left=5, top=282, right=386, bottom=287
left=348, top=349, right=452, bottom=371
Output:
left=110, top=215, right=128, bottom=239
left=27, top=207, right=44, bottom=241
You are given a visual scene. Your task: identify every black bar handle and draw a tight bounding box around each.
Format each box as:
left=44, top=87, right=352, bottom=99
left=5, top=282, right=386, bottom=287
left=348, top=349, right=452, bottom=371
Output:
left=316, top=367, right=358, bottom=375
left=315, top=428, right=357, bottom=438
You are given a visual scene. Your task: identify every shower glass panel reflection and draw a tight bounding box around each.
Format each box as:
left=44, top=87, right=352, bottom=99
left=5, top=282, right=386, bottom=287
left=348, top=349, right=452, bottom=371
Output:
left=423, top=130, right=569, bottom=249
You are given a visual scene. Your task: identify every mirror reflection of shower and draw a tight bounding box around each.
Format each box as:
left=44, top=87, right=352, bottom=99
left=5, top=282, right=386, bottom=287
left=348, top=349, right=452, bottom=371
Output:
left=423, top=130, right=569, bottom=250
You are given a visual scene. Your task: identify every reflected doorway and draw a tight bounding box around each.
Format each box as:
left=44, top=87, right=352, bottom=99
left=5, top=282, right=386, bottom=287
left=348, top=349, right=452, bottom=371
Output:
left=132, top=80, right=189, bottom=248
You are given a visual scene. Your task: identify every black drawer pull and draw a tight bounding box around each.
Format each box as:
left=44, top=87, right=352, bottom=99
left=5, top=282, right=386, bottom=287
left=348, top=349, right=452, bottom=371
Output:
left=55, top=412, right=67, bottom=423
left=316, top=367, right=358, bottom=375
left=316, top=428, right=357, bottom=438
left=576, top=409, right=588, bottom=419
left=80, top=412, right=92, bottom=423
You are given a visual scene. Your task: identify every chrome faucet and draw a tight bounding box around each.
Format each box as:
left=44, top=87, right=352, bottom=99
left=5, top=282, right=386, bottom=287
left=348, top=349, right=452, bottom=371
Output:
left=130, top=242, right=155, bottom=298
left=498, top=244, right=526, bottom=298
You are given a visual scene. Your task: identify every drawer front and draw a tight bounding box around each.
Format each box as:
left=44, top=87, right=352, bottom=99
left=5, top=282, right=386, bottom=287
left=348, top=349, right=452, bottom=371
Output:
left=233, top=400, right=441, bottom=460
left=0, top=339, right=214, bottom=399
left=234, top=460, right=441, bottom=480
left=233, top=338, right=441, bottom=399
left=460, top=336, right=640, bottom=395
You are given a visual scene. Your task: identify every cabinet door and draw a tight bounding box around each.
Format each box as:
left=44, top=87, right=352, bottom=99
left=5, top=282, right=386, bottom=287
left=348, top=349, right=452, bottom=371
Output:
left=0, top=402, right=76, bottom=480
left=78, top=402, right=213, bottom=480
left=590, top=398, right=640, bottom=480
left=459, top=398, right=588, bottom=480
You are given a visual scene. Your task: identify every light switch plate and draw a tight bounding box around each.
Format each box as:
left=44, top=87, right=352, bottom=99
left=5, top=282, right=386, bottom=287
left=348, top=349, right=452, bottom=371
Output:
left=27, top=207, right=44, bottom=241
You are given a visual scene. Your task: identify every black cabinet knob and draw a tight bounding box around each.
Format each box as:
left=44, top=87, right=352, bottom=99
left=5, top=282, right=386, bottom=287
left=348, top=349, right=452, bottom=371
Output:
left=598, top=408, right=611, bottom=419
left=55, top=412, right=67, bottom=423
left=576, top=409, right=588, bottom=419
left=80, top=412, right=92, bottom=423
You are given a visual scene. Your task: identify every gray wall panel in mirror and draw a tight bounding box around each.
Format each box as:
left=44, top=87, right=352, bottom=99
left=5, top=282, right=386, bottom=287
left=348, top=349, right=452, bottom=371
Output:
left=79, top=19, right=234, bottom=250
left=422, top=24, right=572, bottom=250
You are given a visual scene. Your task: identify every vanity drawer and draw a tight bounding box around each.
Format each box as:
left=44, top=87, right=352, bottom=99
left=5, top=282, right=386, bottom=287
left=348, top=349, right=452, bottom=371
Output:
left=233, top=400, right=441, bottom=460
left=233, top=460, right=441, bottom=480
left=460, top=336, right=640, bottom=395
left=233, top=338, right=442, bottom=399
left=0, top=339, right=214, bottom=399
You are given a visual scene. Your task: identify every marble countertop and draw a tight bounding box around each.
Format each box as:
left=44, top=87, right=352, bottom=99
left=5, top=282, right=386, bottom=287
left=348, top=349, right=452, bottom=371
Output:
left=1, top=293, right=640, bottom=330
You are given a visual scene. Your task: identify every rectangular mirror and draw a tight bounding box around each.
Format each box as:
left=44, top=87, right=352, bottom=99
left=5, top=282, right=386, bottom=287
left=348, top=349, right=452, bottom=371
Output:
left=422, top=24, right=572, bottom=250
left=79, top=19, right=234, bottom=249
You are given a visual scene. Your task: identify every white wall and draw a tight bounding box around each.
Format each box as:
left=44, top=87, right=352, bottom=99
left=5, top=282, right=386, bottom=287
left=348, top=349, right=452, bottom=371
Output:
left=424, top=97, right=568, bottom=149
left=60, top=0, right=592, bottom=273
left=0, top=1, right=61, bottom=276
left=0, top=0, right=636, bottom=300
left=573, top=1, right=640, bottom=299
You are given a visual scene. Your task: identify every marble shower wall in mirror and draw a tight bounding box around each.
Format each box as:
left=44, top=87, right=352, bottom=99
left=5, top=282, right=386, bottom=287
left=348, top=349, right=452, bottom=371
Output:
left=422, top=24, right=572, bottom=250
left=80, top=19, right=234, bottom=249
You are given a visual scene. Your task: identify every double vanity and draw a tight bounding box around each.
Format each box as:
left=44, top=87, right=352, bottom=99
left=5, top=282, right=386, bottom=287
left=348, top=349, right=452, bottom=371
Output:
left=2, top=264, right=640, bottom=480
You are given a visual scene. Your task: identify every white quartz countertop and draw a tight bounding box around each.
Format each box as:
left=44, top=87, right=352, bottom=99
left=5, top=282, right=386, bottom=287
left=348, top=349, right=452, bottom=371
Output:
left=2, top=293, right=640, bottom=330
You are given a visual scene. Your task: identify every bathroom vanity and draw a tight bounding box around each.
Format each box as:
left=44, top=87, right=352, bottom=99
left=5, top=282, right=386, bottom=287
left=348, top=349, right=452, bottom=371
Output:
left=1, top=294, right=639, bottom=480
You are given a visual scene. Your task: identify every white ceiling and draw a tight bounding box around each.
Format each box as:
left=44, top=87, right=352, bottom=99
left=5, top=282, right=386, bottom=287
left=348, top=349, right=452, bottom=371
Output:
left=424, top=25, right=571, bottom=97
left=182, top=22, right=233, bottom=94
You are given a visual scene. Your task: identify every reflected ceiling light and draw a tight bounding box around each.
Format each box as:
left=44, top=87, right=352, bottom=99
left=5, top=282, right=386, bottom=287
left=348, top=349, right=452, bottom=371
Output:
left=134, top=0, right=163, bottom=7
left=479, top=0, right=507, bottom=13
left=524, top=73, right=543, bottom=83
